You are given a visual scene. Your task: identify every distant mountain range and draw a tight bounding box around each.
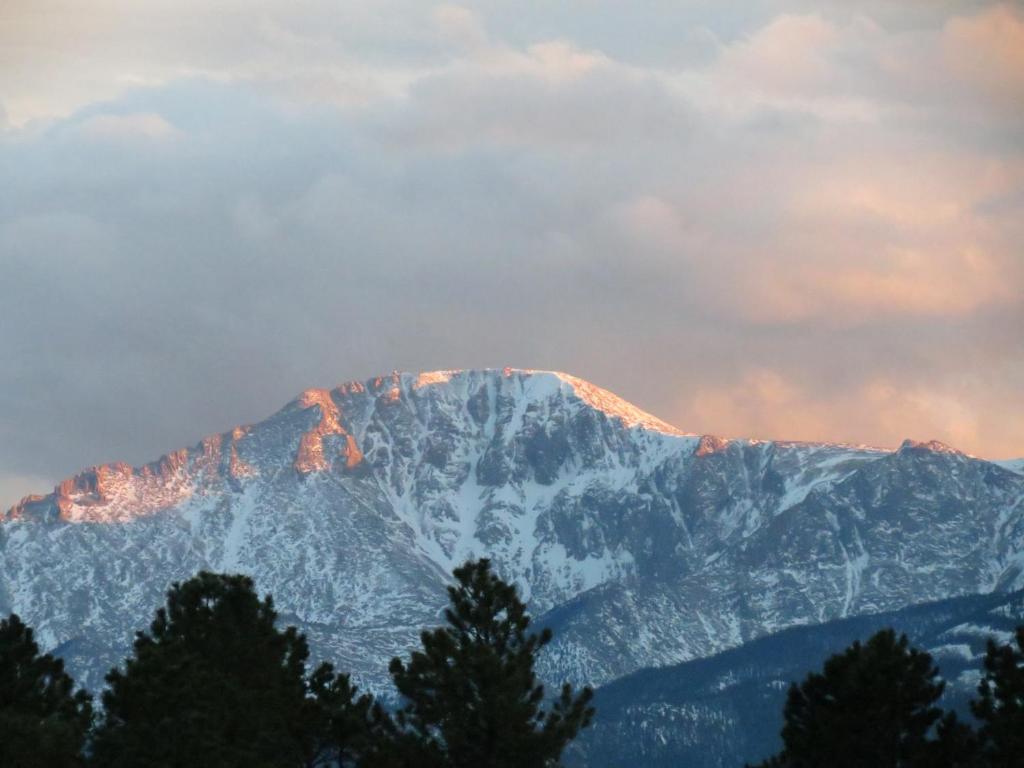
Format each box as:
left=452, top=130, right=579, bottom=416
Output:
left=3, top=369, right=1022, bottom=764
left=572, top=589, right=1024, bottom=767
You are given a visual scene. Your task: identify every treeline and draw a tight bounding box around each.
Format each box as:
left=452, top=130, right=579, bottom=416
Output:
left=3, top=564, right=1023, bottom=768
left=752, top=627, right=1024, bottom=768
left=0, top=560, right=593, bottom=768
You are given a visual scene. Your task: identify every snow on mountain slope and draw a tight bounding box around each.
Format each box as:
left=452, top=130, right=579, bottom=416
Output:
left=2, top=368, right=1022, bottom=693
left=537, top=438, right=1024, bottom=683
left=996, top=458, right=1024, bottom=476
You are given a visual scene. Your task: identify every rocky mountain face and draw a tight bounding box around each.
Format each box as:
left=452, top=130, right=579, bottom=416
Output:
left=2, top=369, right=1023, bottom=703
left=538, top=436, right=1024, bottom=684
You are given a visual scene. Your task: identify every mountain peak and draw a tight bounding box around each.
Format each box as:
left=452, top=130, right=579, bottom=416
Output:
left=298, top=368, right=687, bottom=437
left=898, top=439, right=963, bottom=456
left=4, top=367, right=688, bottom=523
left=403, top=368, right=689, bottom=437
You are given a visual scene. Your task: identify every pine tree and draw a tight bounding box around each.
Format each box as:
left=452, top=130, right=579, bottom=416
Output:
left=0, top=613, right=93, bottom=768
left=914, top=712, right=982, bottom=768
left=753, top=629, right=946, bottom=768
left=89, top=571, right=355, bottom=768
left=972, top=625, right=1024, bottom=766
left=383, top=559, right=594, bottom=768
left=305, top=662, right=384, bottom=767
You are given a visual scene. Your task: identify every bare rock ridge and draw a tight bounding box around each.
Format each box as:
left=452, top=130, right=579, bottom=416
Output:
left=6, top=369, right=683, bottom=524
left=2, top=368, right=1022, bottom=698
left=898, top=438, right=962, bottom=455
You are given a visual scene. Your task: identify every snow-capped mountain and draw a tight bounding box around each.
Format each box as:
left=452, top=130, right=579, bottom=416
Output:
left=2, top=369, right=1023, bottom=695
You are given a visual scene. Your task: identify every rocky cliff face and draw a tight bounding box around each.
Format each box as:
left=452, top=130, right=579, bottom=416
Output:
left=2, top=369, right=1023, bottom=693
left=536, top=434, right=1024, bottom=683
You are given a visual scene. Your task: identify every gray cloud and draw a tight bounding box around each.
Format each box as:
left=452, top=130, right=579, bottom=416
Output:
left=1, top=2, right=1022, bottom=508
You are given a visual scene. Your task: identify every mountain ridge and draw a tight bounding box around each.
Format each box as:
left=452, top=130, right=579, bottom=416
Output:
left=2, top=368, right=1022, bottom=698
left=11, top=367, right=971, bottom=522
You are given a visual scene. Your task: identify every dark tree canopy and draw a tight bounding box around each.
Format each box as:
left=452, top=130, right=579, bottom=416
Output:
left=972, top=626, right=1024, bottom=766
left=0, top=613, right=93, bottom=768
left=306, top=661, right=384, bottom=767
left=384, top=558, right=594, bottom=768
left=755, top=629, right=946, bottom=768
left=89, top=572, right=334, bottom=768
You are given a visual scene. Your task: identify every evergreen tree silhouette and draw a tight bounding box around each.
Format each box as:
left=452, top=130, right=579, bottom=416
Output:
left=972, top=626, right=1024, bottom=766
left=0, top=613, right=92, bottom=768
left=306, top=661, right=385, bottom=767
left=753, top=629, right=946, bottom=768
left=90, top=572, right=371, bottom=768
left=383, top=559, right=594, bottom=768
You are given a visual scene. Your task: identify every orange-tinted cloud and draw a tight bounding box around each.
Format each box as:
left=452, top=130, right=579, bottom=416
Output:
left=943, top=3, right=1024, bottom=109
left=715, top=14, right=842, bottom=98
left=739, top=246, right=1019, bottom=324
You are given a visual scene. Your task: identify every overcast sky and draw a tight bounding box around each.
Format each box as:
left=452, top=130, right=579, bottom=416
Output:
left=1, top=1, right=1022, bottom=508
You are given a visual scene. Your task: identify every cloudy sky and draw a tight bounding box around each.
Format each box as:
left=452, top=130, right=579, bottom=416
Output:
left=1, top=0, right=1022, bottom=508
